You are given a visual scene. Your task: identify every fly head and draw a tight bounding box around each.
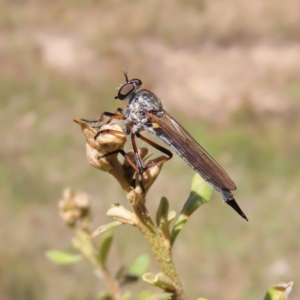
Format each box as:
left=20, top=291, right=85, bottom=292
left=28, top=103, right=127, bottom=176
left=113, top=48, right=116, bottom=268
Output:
left=114, top=72, right=142, bottom=101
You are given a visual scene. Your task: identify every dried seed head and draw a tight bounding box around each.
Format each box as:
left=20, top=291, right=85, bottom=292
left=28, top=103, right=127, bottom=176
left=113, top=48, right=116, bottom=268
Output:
left=73, top=119, right=98, bottom=149
left=58, top=188, right=91, bottom=227
left=74, top=119, right=126, bottom=154
left=61, top=210, right=79, bottom=226
left=75, top=119, right=127, bottom=173
left=86, top=143, right=113, bottom=172
left=94, top=123, right=126, bottom=153
left=73, top=192, right=90, bottom=210
left=142, top=163, right=163, bottom=193
left=74, top=118, right=166, bottom=195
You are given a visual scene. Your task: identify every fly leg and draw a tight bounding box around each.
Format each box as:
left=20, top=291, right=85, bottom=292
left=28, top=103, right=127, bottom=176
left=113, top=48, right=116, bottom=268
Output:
left=135, top=132, right=173, bottom=171
left=94, top=110, right=126, bottom=140
left=98, top=148, right=140, bottom=174
left=81, top=109, right=124, bottom=131
left=130, top=132, right=173, bottom=174
left=94, top=126, right=125, bottom=140
left=100, top=108, right=124, bottom=123
left=127, top=132, right=173, bottom=192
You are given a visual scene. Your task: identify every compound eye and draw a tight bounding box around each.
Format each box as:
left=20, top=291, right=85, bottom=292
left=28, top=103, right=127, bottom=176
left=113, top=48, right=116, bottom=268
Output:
left=114, top=78, right=143, bottom=100
left=129, top=78, right=142, bottom=89
left=114, top=82, right=135, bottom=100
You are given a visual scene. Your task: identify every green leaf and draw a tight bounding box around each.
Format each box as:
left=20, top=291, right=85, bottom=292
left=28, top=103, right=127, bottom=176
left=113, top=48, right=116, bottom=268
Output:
left=264, top=282, right=293, bottom=300
left=107, top=205, right=138, bottom=225
left=128, top=254, right=150, bottom=276
left=171, top=174, right=213, bottom=245
left=138, top=290, right=152, bottom=300
left=97, top=292, right=114, bottom=300
left=45, top=250, right=82, bottom=265
left=89, top=221, right=122, bottom=239
left=122, top=290, right=132, bottom=300
left=99, top=232, right=113, bottom=265
left=142, top=273, right=175, bottom=291
left=156, top=197, right=169, bottom=227
left=156, top=197, right=173, bottom=241
left=145, top=293, right=172, bottom=300
left=115, top=266, right=126, bottom=280
left=181, top=173, right=214, bottom=216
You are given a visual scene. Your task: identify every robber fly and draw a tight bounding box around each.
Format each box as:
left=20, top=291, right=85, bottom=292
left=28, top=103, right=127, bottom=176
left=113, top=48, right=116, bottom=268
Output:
left=95, top=73, right=248, bottom=221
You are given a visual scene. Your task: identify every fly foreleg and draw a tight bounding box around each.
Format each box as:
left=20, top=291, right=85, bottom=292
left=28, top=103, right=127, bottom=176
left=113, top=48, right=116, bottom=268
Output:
left=99, top=108, right=124, bottom=123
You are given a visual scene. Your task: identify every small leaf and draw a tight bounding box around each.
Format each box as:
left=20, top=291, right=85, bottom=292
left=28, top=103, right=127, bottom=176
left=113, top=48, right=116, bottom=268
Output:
left=107, top=205, right=137, bottom=225
left=156, top=197, right=173, bottom=241
left=128, top=254, right=150, bottom=276
left=97, top=291, right=114, bottom=300
left=167, top=211, right=176, bottom=223
left=171, top=174, right=213, bottom=245
left=146, top=293, right=172, bottom=300
left=89, top=221, right=122, bottom=239
left=122, top=290, right=132, bottom=300
left=138, top=290, right=152, bottom=300
left=72, top=230, right=95, bottom=257
left=181, top=173, right=214, bottom=216
left=264, top=282, right=293, bottom=300
left=142, top=273, right=175, bottom=291
left=161, top=210, right=176, bottom=234
left=115, top=266, right=126, bottom=280
left=99, top=232, right=113, bottom=265
left=45, top=250, right=82, bottom=265
left=156, top=197, right=169, bottom=227
left=119, top=274, right=139, bottom=286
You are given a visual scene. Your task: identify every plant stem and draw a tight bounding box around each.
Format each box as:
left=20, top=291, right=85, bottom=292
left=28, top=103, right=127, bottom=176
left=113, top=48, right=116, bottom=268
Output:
left=74, top=229, right=123, bottom=300
left=96, top=265, right=123, bottom=300
left=132, top=198, right=186, bottom=300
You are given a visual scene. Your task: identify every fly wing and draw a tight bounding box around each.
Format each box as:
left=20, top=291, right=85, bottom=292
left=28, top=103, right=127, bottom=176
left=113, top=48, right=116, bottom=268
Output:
left=146, top=111, right=236, bottom=191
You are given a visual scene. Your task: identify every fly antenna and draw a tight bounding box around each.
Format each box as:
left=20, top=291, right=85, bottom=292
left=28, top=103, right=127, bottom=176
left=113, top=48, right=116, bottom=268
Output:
left=123, top=71, right=129, bottom=83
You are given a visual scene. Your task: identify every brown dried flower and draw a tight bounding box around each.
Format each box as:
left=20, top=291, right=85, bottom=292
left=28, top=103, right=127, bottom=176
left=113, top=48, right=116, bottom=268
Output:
left=74, top=118, right=167, bottom=198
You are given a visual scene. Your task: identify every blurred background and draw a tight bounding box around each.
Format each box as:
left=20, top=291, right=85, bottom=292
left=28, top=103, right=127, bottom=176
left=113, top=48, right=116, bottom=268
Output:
left=1, top=0, right=300, bottom=299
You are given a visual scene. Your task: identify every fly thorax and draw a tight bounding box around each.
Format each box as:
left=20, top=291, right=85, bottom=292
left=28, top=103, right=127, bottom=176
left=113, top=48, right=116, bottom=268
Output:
left=124, top=89, right=164, bottom=132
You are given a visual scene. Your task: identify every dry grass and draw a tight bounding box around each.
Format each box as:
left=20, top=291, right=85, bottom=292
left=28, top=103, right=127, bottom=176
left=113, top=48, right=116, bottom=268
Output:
left=1, top=1, right=300, bottom=299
